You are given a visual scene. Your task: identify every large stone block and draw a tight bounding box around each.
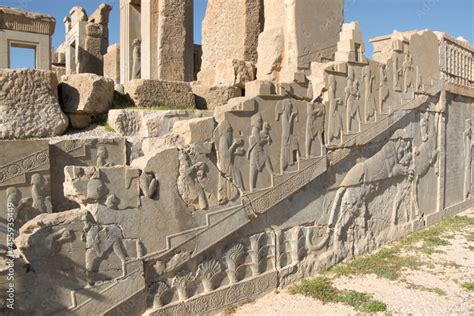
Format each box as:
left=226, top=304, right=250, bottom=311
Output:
left=104, top=43, right=121, bottom=83
left=191, top=83, right=242, bottom=110
left=124, top=79, right=196, bottom=108
left=49, top=138, right=127, bottom=211
left=0, top=69, right=68, bottom=139
left=108, top=109, right=213, bottom=137
left=173, top=117, right=216, bottom=145
left=257, top=0, right=343, bottom=83
left=59, top=73, right=114, bottom=114
left=198, top=0, right=263, bottom=86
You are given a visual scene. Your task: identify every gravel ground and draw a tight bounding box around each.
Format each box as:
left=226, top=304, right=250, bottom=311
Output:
left=227, top=209, right=474, bottom=316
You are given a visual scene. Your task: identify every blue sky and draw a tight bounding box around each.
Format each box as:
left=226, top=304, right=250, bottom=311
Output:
left=2, top=0, right=473, bottom=68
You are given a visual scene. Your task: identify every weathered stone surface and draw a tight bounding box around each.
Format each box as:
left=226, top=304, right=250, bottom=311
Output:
left=198, top=0, right=264, bottom=86
left=173, top=117, right=216, bottom=145
left=191, top=84, right=242, bottom=110
left=64, top=165, right=140, bottom=210
left=335, top=21, right=368, bottom=63
left=104, top=43, right=121, bottom=83
left=0, top=69, right=68, bottom=139
left=124, top=79, right=196, bottom=108
left=49, top=138, right=127, bottom=211
left=256, top=0, right=344, bottom=83
left=214, top=59, right=256, bottom=88
left=59, top=73, right=114, bottom=115
left=245, top=80, right=276, bottom=97
left=144, top=0, right=193, bottom=82
left=108, top=109, right=213, bottom=137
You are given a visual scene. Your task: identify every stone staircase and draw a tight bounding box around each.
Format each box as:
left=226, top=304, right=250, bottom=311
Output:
left=69, top=82, right=442, bottom=314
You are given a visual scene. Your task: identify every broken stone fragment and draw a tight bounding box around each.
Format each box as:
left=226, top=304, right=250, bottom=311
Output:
left=59, top=73, right=114, bottom=115
left=172, top=117, right=216, bottom=145
left=123, top=79, right=196, bottom=108
left=0, top=69, right=69, bottom=139
left=107, top=109, right=213, bottom=137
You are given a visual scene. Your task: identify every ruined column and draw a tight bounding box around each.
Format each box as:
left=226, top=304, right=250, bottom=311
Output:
left=256, top=0, right=344, bottom=83
left=197, top=0, right=264, bottom=86
left=120, top=0, right=141, bottom=83
left=141, top=0, right=194, bottom=82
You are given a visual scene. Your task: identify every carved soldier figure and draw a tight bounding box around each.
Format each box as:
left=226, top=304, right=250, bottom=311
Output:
left=362, top=66, right=376, bottom=123
left=402, top=52, right=415, bottom=93
left=82, top=214, right=128, bottom=285
left=378, top=64, right=389, bottom=113
left=327, top=74, right=343, bottom=145
left=464, top=119, right=472, bottom=199
left=132, top=39, right=141, bottom=80
left=345, top=77, right=361, bottom=133
left=276, top=99, right=299, bottom=174
left=177, top=149, right=208, bottom=210
left=6, top=187, right=34, bottom=229
left=31, top=174, right=47, bottom=213
left=247, top=113, right=273, bottom=192
left=214, top=120, right=245, bottom=204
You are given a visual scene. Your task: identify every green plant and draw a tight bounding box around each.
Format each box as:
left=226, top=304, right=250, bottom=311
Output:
left=461, top=282, right=474, bottom=291
left=290, top=277, right=387, bottom=313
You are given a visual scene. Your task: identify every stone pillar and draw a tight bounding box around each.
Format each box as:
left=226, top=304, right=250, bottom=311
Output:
left=120, top=0, right=141, bottom=83
left=104, top=44, right=121, bottom=83
left=141, top=0, right=193, bottom=82
left=197, top=0, right=264, bottom=86
left=256, top=0, right=343, bottom=83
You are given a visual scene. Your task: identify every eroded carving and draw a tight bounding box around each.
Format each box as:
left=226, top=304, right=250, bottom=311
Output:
left=248, top=113, right=273, bottom=192
left=362, top=66, right=376, bottom=123
left=196, top=259, right=221, bottom=293
left=132, top=39, right=141, bottom=80
left=276, top=99, right=299, bottom=174
left=378, top=64, right=389, bottom=113
left=82, top=213, right=128, bottom=285
left=464, top=119, right=472, bottom=200
left=140, top=171, right=159, bottom=198
left=177, top=146, right=209, bottom=210
left=345, top=68, right=361, bottom=133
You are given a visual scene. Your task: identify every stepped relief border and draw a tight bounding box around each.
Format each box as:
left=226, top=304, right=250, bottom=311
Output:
left=0, top=140, right=85, bottom=186
left=149, top=196, right=473, bottom=315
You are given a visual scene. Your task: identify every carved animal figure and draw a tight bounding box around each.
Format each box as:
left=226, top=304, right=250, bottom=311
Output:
left=306, top=133, right=414, bottom=259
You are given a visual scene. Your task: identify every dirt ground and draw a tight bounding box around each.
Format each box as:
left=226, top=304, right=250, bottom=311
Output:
left=225, top=209, right=474, bottom=315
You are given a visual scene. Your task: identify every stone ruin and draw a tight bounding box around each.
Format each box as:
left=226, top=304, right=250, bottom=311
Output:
left=0, top=1, right=473, bottom=315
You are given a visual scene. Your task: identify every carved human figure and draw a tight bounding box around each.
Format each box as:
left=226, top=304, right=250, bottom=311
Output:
left=177, top=148, right=208, bottom=210
left=140, top=172, right=159, bottom=198
left=247, top=113, right=273, bottom=192
left=378, top=64, right=389, bottom=113
left=6, top=187, right=34, bottom=229
left=306, top=96, right=326, bottom=158
left=362, top=66, right=376, bottom=123
left=463, top=119, right=471, bottom=200
left=276, top=99, right=299, bottom=174
left=306, top=131, right=414, bottom=259
left=31, top=174, right=47, bottom=213
left=214, top=120, right=245, bottom=204
left=392, top=51, right=402, bottom=91
left=132, top=39, right=141, bottom=80
left=402, top=52, right=415, bottom=93
left=327, top=75, right=343, bottom=145
left=411, top=112, right=439, bottom=218
left=96, top=145, right=114, bottom=167
left=281, top=85, right=326, bottom=158
left=82, top=214, right=128, bottom=285
left=345, top=77, right=361, bottom=133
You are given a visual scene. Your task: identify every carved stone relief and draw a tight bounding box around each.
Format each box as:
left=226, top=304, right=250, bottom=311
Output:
left=276, top=99, right=299, bottom=174
left=248, top=113, right=274, bottom=192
